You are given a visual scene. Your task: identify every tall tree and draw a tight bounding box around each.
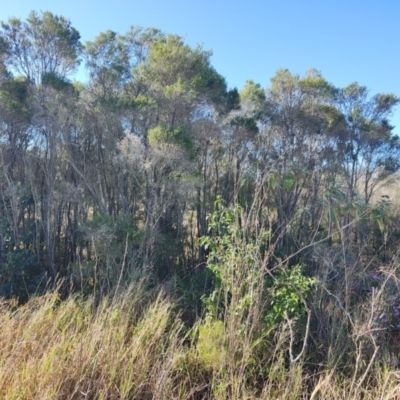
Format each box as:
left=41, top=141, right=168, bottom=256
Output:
left=0, top=11, right=81, bottom=85
left=0, top=11, right=81, bottom=282
left=133, top=34, right=227, bottom=270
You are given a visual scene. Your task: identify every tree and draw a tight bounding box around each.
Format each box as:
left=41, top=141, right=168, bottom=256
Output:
left=335, top=83, right=400, bottom=202
left=132, top=34, right=227, bottom=271
left=258, top=69, right=337, bottom=252
left=0, top=11, right=81, bottom=283
left=0, top=11, right=81, bottom=85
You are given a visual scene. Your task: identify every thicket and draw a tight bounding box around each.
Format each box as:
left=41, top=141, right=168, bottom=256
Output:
left=1, top=11, right=400, bottom=399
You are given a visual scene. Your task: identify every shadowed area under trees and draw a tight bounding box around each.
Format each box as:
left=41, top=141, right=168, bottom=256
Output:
left=1, top=11, right=400, bottom=399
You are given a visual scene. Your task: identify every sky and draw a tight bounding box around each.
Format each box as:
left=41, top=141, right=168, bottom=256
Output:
left=1, top=0, right=400, bottom=133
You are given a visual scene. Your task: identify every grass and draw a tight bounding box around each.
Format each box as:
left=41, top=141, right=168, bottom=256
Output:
left=0, top=277, right=399, bottom=400
left=0, top=284, right=194, bottom=399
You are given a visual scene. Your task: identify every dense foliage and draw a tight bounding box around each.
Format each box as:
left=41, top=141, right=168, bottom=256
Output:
left=1, top=11, right=400, bottom=399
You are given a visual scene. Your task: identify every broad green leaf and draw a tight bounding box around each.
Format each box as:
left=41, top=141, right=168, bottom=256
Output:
left=283, top=175, right=294, bottom=191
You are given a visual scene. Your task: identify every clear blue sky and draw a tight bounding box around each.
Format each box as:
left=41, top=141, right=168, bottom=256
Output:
left=2, top=0, right=400, bottom=133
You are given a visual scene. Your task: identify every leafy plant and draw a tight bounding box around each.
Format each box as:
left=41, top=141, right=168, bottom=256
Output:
left=265, top=264, right=314, bottom=328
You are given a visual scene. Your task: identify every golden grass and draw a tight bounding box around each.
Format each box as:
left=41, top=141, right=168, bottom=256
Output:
left=0, top=283, right=399, bottom=399
left=0, top=285, right=196, bottom=400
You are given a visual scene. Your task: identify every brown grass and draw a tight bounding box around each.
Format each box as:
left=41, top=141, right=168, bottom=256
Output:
left=0, top=278, right=400, bottom=399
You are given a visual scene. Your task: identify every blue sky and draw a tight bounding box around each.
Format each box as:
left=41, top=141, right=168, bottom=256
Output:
left=2, top=0, right=400, bottom=132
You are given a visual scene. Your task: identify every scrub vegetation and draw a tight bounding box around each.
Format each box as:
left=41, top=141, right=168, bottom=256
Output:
left=0, top=11, right=400, bottom=399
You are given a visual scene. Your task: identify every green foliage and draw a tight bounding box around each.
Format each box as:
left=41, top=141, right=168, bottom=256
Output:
left=136, top=34, right=226, bottom=108
left=119, top=93, right=156, bottom=110
left=199, top=199, right=260, bottom=320
left=196, top=320, right=226, bottom=370
left=270, top=68, right=299, bottom=94
left=283, top=174, right=294, bottom=191
left=342, top=82, right=368, bottom=100
left=0, top=248, right=44, bottom=301
left=1, top=11, right=81, bottom=83
left=229, top=115, right=259, bottom=134
left=80, top=214, right=140, bottom=251
left=0, top=11, right=400, bottom=397
left=84, top=29, right=130, bottom=92
left=224, top=87, right=240, bottom=112
left=372, top=197, right=391, bottom=233
left=0, top=76, right=31, bottom=120
left=265, top=265, right=314, bottom=327
left=298, top=68, right=336, bottom=97
left=75, top=214, right=142, bottom=292
left=200, top=199, right=314, bottom=340
left=148, top=124, right=195, bottom=158
left=317, top=185, right=392, bottom=235
left=41, top=72, right=74, bottom=92
left=239, top=79, right=265, bottom=115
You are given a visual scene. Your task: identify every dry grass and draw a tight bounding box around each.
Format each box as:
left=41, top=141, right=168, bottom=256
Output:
left=0, top=284, right=200, bottom=400
left=0, top=278, right=400, bottom=399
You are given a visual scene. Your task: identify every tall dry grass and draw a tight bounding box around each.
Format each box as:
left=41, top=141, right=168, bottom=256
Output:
left=0, top=268, right=400, bottom=399
left=0, top=282, right=206, bottom=400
